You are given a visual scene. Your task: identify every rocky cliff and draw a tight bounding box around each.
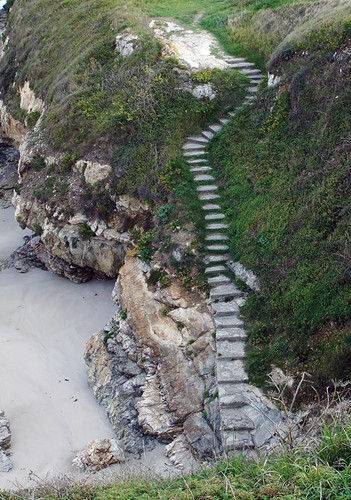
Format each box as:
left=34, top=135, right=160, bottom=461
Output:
left=85, top=250, right=221, bottom=465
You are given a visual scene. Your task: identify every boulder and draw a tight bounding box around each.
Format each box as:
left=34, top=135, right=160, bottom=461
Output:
left=72, top=438, right=125, bottom=471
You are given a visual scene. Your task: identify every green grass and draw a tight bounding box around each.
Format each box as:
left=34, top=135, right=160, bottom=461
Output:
left=2, top=420, right=351, bottom=499
left=209, top=15, right=351, bottom=388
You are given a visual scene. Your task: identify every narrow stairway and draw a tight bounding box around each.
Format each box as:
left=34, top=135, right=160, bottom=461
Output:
left=183, top=58, right=264, bottom=454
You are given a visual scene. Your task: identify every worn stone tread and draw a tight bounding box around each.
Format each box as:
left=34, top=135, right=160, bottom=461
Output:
left=220, top=118, right=230, bottom=125
left=187, top=135, right=209, bottom=144
left=225, top=58, right=246, bottom=64
left=221, top=430, right=255, bottom=451
left=221, top=408, right=255, bottom=431
left=205, top=265, right=227, bottom=274
left=209, top=124, right=223, bottom=133
left=210, top=283, right=243, bottom=299
left=219, top=392, right=247, bottom=408
left=194, top=174, right=215, bottom=182
left=212, top=301, right=240, bottom=316
left=199, top=193, right=220, bottom=201
left=206, top=223, right=228, bottom=230
left=216, top=359, right=248, bottom=383
left=214, top=316, right=245, bottom=328
left=183, top=142, right=207, bottom=150
left=202, top=130, right=214, bottom=140
left=206, top=244, right=229, bottom=251
left=197, top=185, right=218, bottom=192
left=226, top=61, right=255, bottom=68
left=187, top=158, right=209, bottom=164
left=203, top=203, right=221, bottom=211
left=205, top=213, right=225, bottom=220
left=190, top=166, right=212, bottom=173
left=207, top=275, right=231, bottom=286
left=216, top=340, right=245, bottom=358
left=205, top=254, right=230, bottom=263
left=184, top=150, right=208, bottom=157
left=205, top=233, right=229, bottom=241
left=215, top=327, right=247, bottom=341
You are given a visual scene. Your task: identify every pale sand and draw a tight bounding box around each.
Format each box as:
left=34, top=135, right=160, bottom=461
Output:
left=0, top=207, right=174, bottom=491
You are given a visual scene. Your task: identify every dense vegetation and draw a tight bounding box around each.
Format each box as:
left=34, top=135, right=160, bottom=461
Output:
left=210, top=13, right=351, bottom=388
left=2, top=420, right=351, bottom=499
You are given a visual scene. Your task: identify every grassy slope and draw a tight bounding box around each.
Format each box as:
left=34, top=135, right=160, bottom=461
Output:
left=209, top=9, right=351, bottom=388
left=2, top=421, right=351, bottom=498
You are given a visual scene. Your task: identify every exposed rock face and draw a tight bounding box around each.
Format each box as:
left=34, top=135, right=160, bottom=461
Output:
left=85, top=252, right=221, bottom=461
left=0, top=100, right=26, bottom=146
left=72, top=438, right=125, bottom=471
left=0, top=412, right=12, bottom=473
left=12, top=194, right=141, bottom=280
left=75, top=159, right=112, bottom=185
left=19, top=81, right=44, bottom=114
left=0, top=139, right=19, bottom=207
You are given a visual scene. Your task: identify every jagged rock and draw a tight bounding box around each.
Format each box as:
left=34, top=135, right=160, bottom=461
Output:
left=86, top=253, right=220, bottom=459
left=183, top=413, right=221, bottom=459
left=0, top=412, right=11, bottom=450
left=72, top=438, right=125, bottom=471
left=228, top=260, right=260, bottom=292
left=165, top=435, right=198, bottom=471
left=0, top=140, right=19, bottom=206
left=19, top=81, right=44, bottom=114
left=0, top=449, right=12, bottom=473
left=0, top=412, right=12, bottom=473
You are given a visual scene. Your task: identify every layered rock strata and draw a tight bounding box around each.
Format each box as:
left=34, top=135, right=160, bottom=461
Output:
left=0, top=412, right=12, bottom=473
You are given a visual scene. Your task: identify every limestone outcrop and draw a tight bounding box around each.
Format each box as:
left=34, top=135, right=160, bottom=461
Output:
left=85, top=251, right=221, bottom=461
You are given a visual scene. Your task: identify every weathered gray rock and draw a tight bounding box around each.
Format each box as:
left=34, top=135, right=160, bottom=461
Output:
left=0, top=412, right=11, bottom=451
left=72, top=438, right=125, bottom=471
left=183, top=413, right=221, bottom=459
left=0, top=449, right=12, bottom=472
left=0, top=140, right=18, bottom=207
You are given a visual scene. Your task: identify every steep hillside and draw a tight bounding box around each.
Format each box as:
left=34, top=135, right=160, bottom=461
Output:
left=209, top=7, right=351, bottom=389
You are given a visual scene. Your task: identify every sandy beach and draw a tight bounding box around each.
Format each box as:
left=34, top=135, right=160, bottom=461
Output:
left=0, top=206, right=118, bottom=490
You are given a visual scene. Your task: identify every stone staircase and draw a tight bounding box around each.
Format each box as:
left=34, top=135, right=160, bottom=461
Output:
left=183, top=58, right=266, bottom=454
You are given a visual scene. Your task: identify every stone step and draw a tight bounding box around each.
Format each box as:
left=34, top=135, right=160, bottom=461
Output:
left=206, top=244, right=229, bottom=251
left=205, top=213, right=225, bottom=220
left=248, top=86, right=258, bottom=93
left=225, top=58, right=246, bottom=64
left=194, top=174, right=215, bottom=182
left=205, top=265, right=227, bottom=274
left=220, top=118, right=230, bottom=125
left=227, top=61, right=255, bottom=69
left=210, top=283, right=242, bottom=300
left=217, top=339, right=245, bottom=358
left=219, top=392, right=247, bottom=408
left=197, top=185, right=217, bottom=192
left=206, top=223, right=228, bottom=230
left=187, top=135, right=209, bottom=145
left=221, top=430, right=255, bottom=451
left=205, top=233, right=229, bottom=241
left=184, top=150, right=208, bottom=157
left=240, top=68, right=263, bottom=76
left=215, top=327, right=247, bottom=341
left=245, top=95, right=255, bottom=101
left=212, top=301, right=240, bottom=316
left=199, top=193, right=220, bottom=201
left=202, top=130, right=214, bottom=140
left=203, top=203, right=221, bottom=211
left=190, top=166, right=212, bottom=173
left=221, top=408, right=254, bottom=431
left=228, top=111, right=236, bottom=117
left=207, top=274, right=231, bottom=286
left=187, top=158, right=209, bottom=164
left=205, top=254, right=229, bottom=263
left=250, top=76, right=264, bottom=82
left=214, top=316, right=244, bottom=328
left=209, top=124, right=223, bottom=133
left=216, top=358, right=248, bottom=383
left=183, top=142, right=206, bottom=151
